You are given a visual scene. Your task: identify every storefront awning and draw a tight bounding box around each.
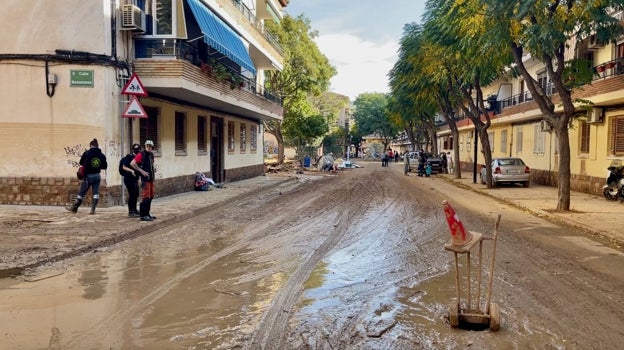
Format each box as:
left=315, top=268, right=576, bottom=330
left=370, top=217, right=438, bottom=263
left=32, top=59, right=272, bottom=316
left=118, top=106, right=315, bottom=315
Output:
left=187, top=0, right=256, bottom=74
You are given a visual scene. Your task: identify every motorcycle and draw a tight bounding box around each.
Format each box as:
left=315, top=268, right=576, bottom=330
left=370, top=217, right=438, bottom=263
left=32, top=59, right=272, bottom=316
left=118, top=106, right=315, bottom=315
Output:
left=602, top=159, right=624, bottom=200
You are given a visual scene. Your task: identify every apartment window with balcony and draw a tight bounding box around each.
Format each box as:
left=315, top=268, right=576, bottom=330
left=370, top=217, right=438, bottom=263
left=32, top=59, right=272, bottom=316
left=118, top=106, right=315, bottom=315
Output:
left=610, top=116, right=624, bottom=156
left=516, top=127, right=523, bottom=154
left=537, top=70, right=548, bottom=92
left=175, top=112, right=186, bottom=154
left=198, top=116, right=207, bottom=154
left=240, top=123, right=247, bottom=153
left=228, top=121, right=235, bottom=152
left=146, top=0, right=173, bottom=35
left=533, top=124, right=545, bottom=154
left=579, top=121, right=590, bottom=154
left=140, top=106, right=160, bottom=153
left=500, top=130, right=507, bottom=154
left=250, top=125, right=257, bottom=152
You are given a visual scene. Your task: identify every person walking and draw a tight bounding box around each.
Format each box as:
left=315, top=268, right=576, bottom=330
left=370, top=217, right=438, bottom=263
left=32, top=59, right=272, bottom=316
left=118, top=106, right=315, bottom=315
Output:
left=120, top=143, right=141, bottom=217
left=131, top=140, right=157, bottom=222
left=66, top=138, right=108, bottom=214
left=447, top=151, right=455, bottom=175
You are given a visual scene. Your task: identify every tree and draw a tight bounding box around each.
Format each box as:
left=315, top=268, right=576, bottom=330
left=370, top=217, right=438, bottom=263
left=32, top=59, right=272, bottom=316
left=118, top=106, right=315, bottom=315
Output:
left=352, top=93, right=397, bottom=153
left=423, top=0, right=514, bottom=186
left=264, top=15, right=336, bottom=164
left=480, top=0, right=624, bottom=210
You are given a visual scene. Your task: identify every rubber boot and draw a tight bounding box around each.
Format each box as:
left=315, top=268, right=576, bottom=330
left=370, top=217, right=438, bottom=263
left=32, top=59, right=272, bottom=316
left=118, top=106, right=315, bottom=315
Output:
left=65, top=198, right=82, bottom=213
left=89, top=198, right=99, bottom=215
left=139, top=201, right=152, bottom=221
left=145, top=198, right=156, bottom=219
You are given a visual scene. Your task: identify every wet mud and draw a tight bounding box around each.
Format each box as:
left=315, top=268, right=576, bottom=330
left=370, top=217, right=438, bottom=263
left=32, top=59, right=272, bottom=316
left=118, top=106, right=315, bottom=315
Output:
left=1, top=163, right=623, bottom=349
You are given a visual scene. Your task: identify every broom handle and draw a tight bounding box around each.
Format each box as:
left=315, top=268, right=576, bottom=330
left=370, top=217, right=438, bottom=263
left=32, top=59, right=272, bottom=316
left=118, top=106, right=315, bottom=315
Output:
left=486, top=214, right=501, bottom=314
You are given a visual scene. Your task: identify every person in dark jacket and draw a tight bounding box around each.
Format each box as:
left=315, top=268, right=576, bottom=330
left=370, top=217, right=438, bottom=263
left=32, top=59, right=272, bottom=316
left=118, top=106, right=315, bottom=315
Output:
left=66, top=138, right=108, bottom=214
left=121, top=143, right=141, bottom=217
left=131, top=140, right=157, bottom=221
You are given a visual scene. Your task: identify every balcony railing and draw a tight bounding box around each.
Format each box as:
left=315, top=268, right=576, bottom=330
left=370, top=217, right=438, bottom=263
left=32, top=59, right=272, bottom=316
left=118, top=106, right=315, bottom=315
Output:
left=135, top=38, right=282, bottom=105
left=229, top=0, right=283, bottom=56
left=499, top=57, right=624, bottom=111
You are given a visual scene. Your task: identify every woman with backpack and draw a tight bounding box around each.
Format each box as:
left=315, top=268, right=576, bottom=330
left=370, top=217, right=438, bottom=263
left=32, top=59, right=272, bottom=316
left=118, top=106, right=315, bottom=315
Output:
left=120, top=144, right=141, bottom=217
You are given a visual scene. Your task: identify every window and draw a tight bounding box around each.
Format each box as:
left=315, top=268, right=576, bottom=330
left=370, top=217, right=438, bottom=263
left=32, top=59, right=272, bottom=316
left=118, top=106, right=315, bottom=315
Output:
left=579, top=121, right=590, bottom=154
left=198, top=116, right=207, bottom=154
left=537, top=70, right=548, bottom=92
left=533, top=124, right=545, bottom=154
left=250, top=125, right=257, bottom=152
left=147, top=0, right=173, bottom=35
left=140, top=106, right=159, bottom=152
left=228, top=121, right=235, bottom=152
left=240, top=123, right=247, bottom=153
left=459, top=136, right=463, bottom=151
left=488, top=131, right=495, bottom=152
left=467, top=131, right=472, bottom=152
left=500, top=130, right=507, bottom=154
left=516, top=127, right=523, bottom=154
left=175, top=112, right=186, bottom=154
left=610, top=116, right=624, bottom=155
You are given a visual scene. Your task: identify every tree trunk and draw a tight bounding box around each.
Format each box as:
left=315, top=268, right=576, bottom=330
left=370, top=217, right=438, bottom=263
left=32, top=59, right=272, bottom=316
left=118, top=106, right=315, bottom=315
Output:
left=555, top=124, right=571, bottom=210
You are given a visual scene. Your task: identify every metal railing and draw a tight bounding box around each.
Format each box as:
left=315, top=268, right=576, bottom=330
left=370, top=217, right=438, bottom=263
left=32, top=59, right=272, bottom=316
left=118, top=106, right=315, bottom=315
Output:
left=499, top=58, right=624, bottom=110
left=135, top=38, right=282, bottom=105
left=229, top=0, right=284, bottom=56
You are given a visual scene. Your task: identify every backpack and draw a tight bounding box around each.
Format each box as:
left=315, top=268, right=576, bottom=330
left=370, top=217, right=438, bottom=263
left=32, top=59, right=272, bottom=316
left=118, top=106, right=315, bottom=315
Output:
left=119, top=154, right=133, bottom=176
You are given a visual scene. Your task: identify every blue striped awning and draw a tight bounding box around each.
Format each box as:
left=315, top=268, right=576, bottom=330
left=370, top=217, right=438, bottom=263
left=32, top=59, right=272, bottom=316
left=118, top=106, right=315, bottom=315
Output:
left=187, top=0, right=256, bottom=74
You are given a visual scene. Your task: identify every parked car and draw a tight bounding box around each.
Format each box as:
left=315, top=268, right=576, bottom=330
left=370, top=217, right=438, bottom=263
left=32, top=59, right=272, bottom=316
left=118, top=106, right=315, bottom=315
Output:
left=407, top=151, right=443, bottom=174
left=480, top=157, right=530, bottom=187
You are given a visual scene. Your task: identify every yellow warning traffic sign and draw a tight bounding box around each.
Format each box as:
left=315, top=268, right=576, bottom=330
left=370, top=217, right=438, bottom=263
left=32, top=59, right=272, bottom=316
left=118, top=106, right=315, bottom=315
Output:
left=122, top=96, right=148, bottom=118
left=121, top=73, right=148, bottom=96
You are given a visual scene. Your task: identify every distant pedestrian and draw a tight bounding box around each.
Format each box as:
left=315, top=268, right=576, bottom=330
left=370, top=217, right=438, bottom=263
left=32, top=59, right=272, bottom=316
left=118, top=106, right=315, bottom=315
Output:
left=441, top=152, right=448, bottom=174
left=381, top=150, right=388, bottom=167
left=131, top=140, right=157, bottom=221
left=121, top=143, right=141, bottom=217
left=66, top=138, right=108, bottom=214
left=394, top=151, right=399, bottom=163
left=448, top=152, right=454, bottom=174
left=388, top=149, right=394, bottom=165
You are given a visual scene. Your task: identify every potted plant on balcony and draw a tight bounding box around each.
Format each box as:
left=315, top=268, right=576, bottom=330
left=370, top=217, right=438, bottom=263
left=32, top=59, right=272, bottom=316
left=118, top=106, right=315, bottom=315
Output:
left=596, top=64, right=606, bottom=73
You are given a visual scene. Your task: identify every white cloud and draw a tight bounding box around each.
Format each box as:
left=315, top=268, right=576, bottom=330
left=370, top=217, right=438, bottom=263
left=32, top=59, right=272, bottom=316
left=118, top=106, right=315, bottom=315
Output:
left=315, top=33, right=398, bottom=100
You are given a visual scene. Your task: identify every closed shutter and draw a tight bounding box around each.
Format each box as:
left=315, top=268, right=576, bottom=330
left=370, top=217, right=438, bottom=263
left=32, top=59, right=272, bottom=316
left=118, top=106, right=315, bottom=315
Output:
left=612, top=116, right=624, bottom=155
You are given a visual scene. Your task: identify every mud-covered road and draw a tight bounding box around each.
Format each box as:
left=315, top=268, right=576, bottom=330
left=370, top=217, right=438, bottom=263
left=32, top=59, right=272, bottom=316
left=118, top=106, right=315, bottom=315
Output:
left=1, top=164, right=624, bottom=349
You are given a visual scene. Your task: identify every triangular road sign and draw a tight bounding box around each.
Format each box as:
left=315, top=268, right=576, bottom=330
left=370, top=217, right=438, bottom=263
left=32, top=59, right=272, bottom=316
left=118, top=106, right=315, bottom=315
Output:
left=122, top=96, right=148, bottom=118
left=121, top=73, right=148, bottom=96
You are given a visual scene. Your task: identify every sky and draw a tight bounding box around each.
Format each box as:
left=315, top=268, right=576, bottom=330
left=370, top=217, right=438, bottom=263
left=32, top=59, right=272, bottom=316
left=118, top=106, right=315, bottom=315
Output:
left=284, top=1, right=427, bottom=100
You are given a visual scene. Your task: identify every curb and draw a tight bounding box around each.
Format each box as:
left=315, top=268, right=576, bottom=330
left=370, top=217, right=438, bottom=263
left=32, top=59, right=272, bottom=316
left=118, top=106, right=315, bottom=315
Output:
left=440, top=175, right=624, bottom=249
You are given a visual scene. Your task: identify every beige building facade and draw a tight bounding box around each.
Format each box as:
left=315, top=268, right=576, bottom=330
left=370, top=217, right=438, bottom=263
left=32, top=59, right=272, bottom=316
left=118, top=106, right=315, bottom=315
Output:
left=437, top=33, right=624, bottom=196
left=0, top=0, right=287, bottom=205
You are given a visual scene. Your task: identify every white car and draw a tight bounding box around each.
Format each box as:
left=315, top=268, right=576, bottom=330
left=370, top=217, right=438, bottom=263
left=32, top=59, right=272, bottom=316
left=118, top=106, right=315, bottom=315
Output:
left=480, top=157, right=530, bottom=187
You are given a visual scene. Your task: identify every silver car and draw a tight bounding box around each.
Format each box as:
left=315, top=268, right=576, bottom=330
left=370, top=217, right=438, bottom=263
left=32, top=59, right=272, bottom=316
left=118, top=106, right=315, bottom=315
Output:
left=480, top=157, right=530, bottom=187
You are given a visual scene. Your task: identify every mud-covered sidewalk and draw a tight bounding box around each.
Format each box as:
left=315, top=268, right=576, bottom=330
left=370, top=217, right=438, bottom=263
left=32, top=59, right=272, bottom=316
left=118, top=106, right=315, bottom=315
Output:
left=0, top=164, right=622, bottom=277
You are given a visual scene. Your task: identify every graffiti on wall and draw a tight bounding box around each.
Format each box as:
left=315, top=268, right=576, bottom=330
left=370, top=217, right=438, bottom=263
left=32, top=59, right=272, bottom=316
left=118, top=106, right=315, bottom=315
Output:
left=64, top=144, right=88, bottom=168
left=264, top=140, right=278, bottom=155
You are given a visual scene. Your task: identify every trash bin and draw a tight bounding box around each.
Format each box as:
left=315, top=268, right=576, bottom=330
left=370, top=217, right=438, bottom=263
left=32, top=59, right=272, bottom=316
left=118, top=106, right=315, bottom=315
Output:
left=303, top=156, right=311, bottom=168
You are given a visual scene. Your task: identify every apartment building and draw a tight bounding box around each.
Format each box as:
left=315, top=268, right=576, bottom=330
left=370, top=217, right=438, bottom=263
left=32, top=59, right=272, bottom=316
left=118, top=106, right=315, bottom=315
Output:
left=437, top=33, right=624, bottom=196
left=0, top=0, right=287, bottom=206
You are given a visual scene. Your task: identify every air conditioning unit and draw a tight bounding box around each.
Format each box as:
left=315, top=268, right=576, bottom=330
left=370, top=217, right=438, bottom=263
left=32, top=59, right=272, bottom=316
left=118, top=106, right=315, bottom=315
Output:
left=588, top=34, right=605, bottom=49
left=540, top=120, right=552, bottom=132
left=587, top=106, right=605, bottom=124
left=121, top=4, right=145, bottom=32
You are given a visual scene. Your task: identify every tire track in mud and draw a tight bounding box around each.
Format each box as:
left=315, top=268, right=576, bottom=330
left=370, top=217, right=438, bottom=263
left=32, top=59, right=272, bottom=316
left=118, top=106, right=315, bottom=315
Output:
left=249, top=167, right=446, bottom=349
left=248, top=173, right=382, bottom=349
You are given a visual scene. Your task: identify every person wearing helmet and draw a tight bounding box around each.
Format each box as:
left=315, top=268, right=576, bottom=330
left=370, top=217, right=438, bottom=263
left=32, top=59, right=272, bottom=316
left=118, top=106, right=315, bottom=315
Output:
left=131, top=140, right=157, bottom=221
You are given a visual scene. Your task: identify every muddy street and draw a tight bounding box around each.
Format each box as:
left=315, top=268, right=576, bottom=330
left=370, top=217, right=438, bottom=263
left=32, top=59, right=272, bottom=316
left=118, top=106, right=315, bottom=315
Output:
left=1, top=163, right=624, bottom=349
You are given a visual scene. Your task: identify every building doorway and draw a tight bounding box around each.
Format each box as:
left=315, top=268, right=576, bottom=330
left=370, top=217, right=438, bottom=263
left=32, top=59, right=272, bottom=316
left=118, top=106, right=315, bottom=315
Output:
left=210, top=117, right=224, bottom=182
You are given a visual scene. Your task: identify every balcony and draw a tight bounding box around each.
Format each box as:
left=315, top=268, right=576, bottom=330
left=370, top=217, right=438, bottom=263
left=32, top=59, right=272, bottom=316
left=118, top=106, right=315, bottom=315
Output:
left=228, top=0, right=283, bottom=56
left=499, top=58, right=624, bottom=111
left=133, top=39, right=283, bottom=121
